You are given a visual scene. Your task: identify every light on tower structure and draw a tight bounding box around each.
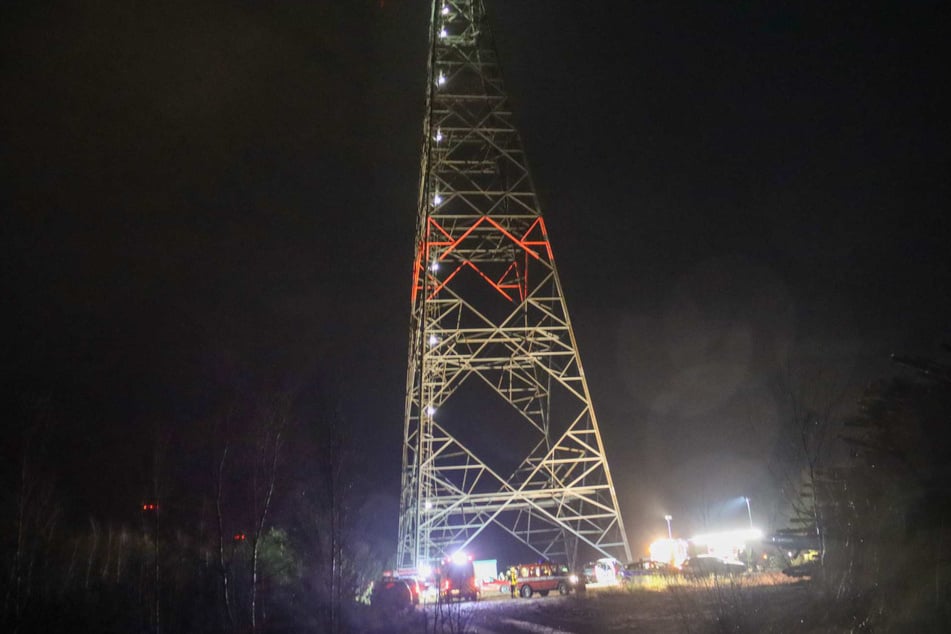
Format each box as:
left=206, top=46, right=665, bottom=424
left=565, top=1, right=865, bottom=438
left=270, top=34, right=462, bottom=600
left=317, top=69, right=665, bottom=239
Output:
left=397, top=0, right=631, bottom=573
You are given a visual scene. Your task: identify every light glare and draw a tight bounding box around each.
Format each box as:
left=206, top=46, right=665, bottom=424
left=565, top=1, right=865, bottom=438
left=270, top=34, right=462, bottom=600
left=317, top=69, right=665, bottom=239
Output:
left=648, top=537, right=688, bottom=568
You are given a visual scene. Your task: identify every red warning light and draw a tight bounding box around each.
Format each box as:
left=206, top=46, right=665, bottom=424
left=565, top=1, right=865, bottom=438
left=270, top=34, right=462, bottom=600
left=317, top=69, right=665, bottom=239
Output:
left=142, top=503, right=157, bottom=511
left=233, top=532, right=247, bottom=542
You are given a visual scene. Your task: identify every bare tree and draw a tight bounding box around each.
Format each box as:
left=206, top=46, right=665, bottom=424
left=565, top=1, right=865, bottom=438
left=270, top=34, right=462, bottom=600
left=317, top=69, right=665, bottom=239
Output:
left=206, top=394, right=290, bottom=634
left=84, top=517, right=99, bottom=591
left=288, top=406, right=387, bottom=633
left=3, top=398, right=59, bottom=630
left=769, top=359, right=853, bottom=567
left=690, top=478, right=715, bottom=531
left=145, top=433, right=169, bottom=634
left=830, top=372, right=951, bottom=629
left=214, top=442, right=236, bottom=632
left=247, top=395, right=288, bottom=634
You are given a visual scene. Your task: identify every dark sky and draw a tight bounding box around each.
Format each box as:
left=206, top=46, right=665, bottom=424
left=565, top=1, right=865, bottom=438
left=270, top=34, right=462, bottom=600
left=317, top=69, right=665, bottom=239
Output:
left=3, top=1, right=949, bottom=553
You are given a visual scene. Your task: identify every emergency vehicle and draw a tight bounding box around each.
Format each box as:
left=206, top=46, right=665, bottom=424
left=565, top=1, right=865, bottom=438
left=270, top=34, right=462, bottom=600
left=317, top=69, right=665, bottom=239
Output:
left=436, top=553, right=479, bottom=602
left=510, top=562, right=580, bottom=598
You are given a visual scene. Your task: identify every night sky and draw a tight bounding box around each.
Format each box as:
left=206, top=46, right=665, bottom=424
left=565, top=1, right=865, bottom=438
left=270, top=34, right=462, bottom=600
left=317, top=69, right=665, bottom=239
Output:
left=3, top=1, right=949, bottom=554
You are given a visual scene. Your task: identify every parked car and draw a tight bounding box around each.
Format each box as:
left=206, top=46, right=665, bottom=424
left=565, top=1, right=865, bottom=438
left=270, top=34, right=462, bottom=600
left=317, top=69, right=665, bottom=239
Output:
left=582, top=557, right=623, bottom=584
left=782, top=561, right=818, bottom=578
left=623, top=559, right=677, bottom=578
left=482, top=575, right=510, bottom=594
left=681, top=555, right=746, bottom=577
left=400, top=576, right=423, bottom=605
left=372, top=575, right=414, bottom=611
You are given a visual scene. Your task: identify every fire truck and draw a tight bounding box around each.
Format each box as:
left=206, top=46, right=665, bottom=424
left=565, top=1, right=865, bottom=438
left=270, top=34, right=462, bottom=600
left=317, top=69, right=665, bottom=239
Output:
left=435, top=553, right=479, bottom=602
left=510, top=562, right=581, bottom=598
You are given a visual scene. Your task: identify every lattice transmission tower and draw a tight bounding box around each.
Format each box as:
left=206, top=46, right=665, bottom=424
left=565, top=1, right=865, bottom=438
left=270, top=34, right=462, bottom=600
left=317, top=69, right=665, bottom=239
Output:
left=398, top=0, right=632, bottom=571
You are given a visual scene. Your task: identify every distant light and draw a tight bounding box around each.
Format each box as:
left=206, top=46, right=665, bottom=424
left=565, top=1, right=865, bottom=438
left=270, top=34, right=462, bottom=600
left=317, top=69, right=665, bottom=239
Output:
left=435, top=128, right=443, bottom=142
left=419, top=563, right=433, bottom=578
left=691, top=528, right=763, bottom=545
left=425, top=500, right=433, bottom=509
left=441, top=5, right=449, bottom=15
left=430, top=260, right=439, bottom=272
left=649, top=537, right=688, bottom=568
left=437, top=71, right=446, bottom=86
left=429, top=334, right=439, bottom=346
left=439, top=28, right=447, bottom=39
left=426, top=405, right=436, bottom=416
left=451, top=551, right=468, bottom=565
left=689, top=528, right=763, bottom=558
left=433, top=193, right=443, bottom=205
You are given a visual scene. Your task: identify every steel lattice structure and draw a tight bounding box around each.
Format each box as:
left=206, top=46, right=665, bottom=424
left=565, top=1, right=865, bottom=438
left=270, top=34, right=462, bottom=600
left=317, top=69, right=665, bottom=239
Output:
left=397, top=0, right=632, bottom=571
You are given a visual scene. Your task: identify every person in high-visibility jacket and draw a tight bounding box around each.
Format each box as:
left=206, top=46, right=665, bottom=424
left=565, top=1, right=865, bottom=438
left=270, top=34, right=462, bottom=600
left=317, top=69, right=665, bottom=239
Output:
left=508, top=566, right=518, bottom=598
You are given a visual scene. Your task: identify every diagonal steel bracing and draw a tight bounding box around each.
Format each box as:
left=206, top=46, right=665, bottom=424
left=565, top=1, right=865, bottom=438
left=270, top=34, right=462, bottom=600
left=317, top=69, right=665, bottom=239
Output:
left=398, top=0, right=632, bottom=571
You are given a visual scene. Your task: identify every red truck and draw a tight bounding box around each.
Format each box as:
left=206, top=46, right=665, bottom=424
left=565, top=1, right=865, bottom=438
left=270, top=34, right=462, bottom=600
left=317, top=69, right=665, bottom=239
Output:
left=509, top=562, right=582, bottom=598
left=436, top=555, right=479, bottom=602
